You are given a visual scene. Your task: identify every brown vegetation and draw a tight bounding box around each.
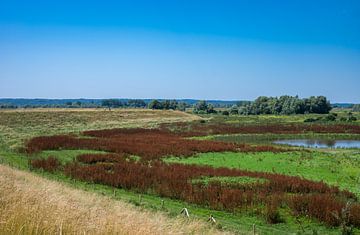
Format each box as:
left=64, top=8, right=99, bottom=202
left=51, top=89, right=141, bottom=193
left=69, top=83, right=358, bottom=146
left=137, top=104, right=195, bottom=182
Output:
left=30, top=156, right=61, bottom=172
left=26, top=128, right=286, bottom=161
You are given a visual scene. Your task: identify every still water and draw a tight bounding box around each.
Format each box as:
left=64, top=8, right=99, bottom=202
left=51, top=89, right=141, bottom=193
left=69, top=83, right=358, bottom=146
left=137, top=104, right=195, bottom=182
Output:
left=273, top=139, right=360, bottom=149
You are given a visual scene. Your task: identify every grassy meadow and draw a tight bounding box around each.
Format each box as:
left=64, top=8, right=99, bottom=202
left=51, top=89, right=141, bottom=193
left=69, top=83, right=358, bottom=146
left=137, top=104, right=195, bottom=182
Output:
left=1, top=108, right=360, bottom=234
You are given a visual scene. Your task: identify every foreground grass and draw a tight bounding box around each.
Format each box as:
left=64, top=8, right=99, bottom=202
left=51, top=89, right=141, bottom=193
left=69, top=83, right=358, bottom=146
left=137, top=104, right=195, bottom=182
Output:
left=166, top=151, right=360, bottom=197
left=0, top=164, right=225, bottom=235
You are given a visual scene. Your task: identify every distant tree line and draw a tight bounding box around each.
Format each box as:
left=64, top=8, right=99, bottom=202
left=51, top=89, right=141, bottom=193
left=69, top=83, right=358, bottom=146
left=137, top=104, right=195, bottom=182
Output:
left=101, top=99, right=147, bottom=109
left=101, top=99, right=189, bottom=111
left=192, top=100, right=216, bottom=114
left=0, top=104, right=18, bottom=109
left=147, top=100, right=188, bottom=111
left=192, top=96, right=333, bottom=115
left=237, top=96, right=332, bottom=115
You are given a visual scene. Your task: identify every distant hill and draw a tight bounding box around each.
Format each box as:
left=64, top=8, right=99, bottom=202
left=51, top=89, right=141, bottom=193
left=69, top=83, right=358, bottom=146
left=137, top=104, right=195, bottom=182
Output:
left=332, top=103, right=355, bottom=108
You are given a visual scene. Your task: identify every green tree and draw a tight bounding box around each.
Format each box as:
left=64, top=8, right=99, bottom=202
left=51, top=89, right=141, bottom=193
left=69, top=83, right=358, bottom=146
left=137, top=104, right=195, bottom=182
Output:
left=101, top=99, right=122, bottom=109
left=229, top=105, right=239, bottom=115
left=194, top=100, right=208, bottom=112
left=128, top=99, right=146, bottom=108
left=176, top=102, right=187, bottom=111
left=148, top=100, right=163, bottom=109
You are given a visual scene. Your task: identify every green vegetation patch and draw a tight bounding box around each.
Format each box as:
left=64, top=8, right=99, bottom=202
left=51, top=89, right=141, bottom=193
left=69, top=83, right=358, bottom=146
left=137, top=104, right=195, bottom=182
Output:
left=192, top=176, right=268, bottom=186
left=37, top=150, right=108, bottom=164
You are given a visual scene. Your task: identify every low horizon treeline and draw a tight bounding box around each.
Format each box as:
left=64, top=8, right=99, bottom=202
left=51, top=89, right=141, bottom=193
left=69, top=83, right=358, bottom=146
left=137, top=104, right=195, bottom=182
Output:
left=240, top=96, right=332, bottom=115
left=0, top=96, right=358, bottom=113
left=194, top=96, right=334, bottom=115
left=193, top=95, right=338, bottom=115
left=102, top=99, right=190, bottom=111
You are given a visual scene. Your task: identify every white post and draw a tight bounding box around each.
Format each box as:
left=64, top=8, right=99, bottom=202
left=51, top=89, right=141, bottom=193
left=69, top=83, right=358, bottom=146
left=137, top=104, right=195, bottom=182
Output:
left=180, top=208, right=190, bottom=218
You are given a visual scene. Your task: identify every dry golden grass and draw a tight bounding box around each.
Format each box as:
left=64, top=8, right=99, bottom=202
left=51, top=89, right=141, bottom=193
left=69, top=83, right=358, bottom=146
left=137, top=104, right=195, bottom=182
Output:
left=0, top=164, right=229, bottom=235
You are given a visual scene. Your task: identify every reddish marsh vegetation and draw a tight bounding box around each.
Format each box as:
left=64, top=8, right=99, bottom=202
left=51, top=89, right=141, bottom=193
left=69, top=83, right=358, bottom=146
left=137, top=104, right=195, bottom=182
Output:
left=26, top=128, right=285, bottom=161
left=30, top=157, right=61, bottom=173
left=60, top=155, right=359, bottom=227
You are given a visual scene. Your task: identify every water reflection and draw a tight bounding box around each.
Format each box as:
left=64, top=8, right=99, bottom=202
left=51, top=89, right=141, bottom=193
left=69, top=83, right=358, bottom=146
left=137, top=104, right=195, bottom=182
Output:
left=273, top=139, right=360, bottom=149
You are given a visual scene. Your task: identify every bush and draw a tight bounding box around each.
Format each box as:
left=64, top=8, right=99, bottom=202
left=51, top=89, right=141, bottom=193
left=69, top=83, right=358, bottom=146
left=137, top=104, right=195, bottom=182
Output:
left=222, top=111, right=229, bottom=116
left=265, top=203, right=283, bottom=224
left=30, top=157, right=61, bottom=173
left=304, top=118, right=318, bottom=123
left=348, top=116, right=357, bottom=122
left=324, top=114, right=337, bottom=122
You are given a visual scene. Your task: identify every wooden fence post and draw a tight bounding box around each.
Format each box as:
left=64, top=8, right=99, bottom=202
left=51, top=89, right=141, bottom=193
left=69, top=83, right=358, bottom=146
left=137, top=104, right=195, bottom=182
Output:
left=180, top=208, right=190, bottom=218
left=208, top=215, right=216, bottom=224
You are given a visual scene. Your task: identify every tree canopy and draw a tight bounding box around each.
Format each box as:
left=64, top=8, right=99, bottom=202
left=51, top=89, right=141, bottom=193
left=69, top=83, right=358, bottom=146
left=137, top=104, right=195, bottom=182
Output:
left=193, top=101, right=216, bottom=114
left=238, top=96, right=332, bottom=115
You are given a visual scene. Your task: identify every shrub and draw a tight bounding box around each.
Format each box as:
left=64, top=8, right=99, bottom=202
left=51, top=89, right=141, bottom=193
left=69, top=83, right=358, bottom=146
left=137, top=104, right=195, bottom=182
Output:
left=324, top=114, right=337, bottom=122
left=222, top=111, right=229, bottom=116
left=30, top=157, right=61, bottom=173
left=265, top=204, right=283, bottom=224
left=304, top=118, right=318, bottom=123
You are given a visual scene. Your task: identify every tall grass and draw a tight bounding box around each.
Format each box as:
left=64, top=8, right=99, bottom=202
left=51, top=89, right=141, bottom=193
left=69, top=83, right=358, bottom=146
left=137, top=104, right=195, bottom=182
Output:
left=0, top=164, right=227, bottom=235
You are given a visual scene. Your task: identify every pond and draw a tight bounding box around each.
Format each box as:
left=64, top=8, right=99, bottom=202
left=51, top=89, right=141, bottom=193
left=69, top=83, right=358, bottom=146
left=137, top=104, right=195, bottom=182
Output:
left=273, top=139, right=360, bottom=149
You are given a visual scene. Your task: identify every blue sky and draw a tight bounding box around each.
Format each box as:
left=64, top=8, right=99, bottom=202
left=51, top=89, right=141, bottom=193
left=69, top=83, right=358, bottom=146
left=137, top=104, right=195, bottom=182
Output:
left=0, top=1, right=359, bottom=102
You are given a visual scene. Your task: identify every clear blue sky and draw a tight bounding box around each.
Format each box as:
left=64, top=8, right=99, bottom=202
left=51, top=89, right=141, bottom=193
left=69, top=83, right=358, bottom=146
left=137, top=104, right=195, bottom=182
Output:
left=0, top=0, right=359, bottom=102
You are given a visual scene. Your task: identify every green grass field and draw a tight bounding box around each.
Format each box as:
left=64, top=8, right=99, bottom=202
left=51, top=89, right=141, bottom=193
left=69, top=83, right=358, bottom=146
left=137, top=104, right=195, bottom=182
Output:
left=1, top=109, right=360, bottom=234
left=166, top=151, right=360, bottom=197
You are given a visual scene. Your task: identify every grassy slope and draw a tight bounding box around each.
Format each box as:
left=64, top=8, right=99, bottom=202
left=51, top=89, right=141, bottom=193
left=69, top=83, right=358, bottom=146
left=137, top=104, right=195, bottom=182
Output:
left=0, top=164, right=225, bottom=235
left=0, top=108, right=200, bottom=167
left=0, top=108, right=200, bottom=151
